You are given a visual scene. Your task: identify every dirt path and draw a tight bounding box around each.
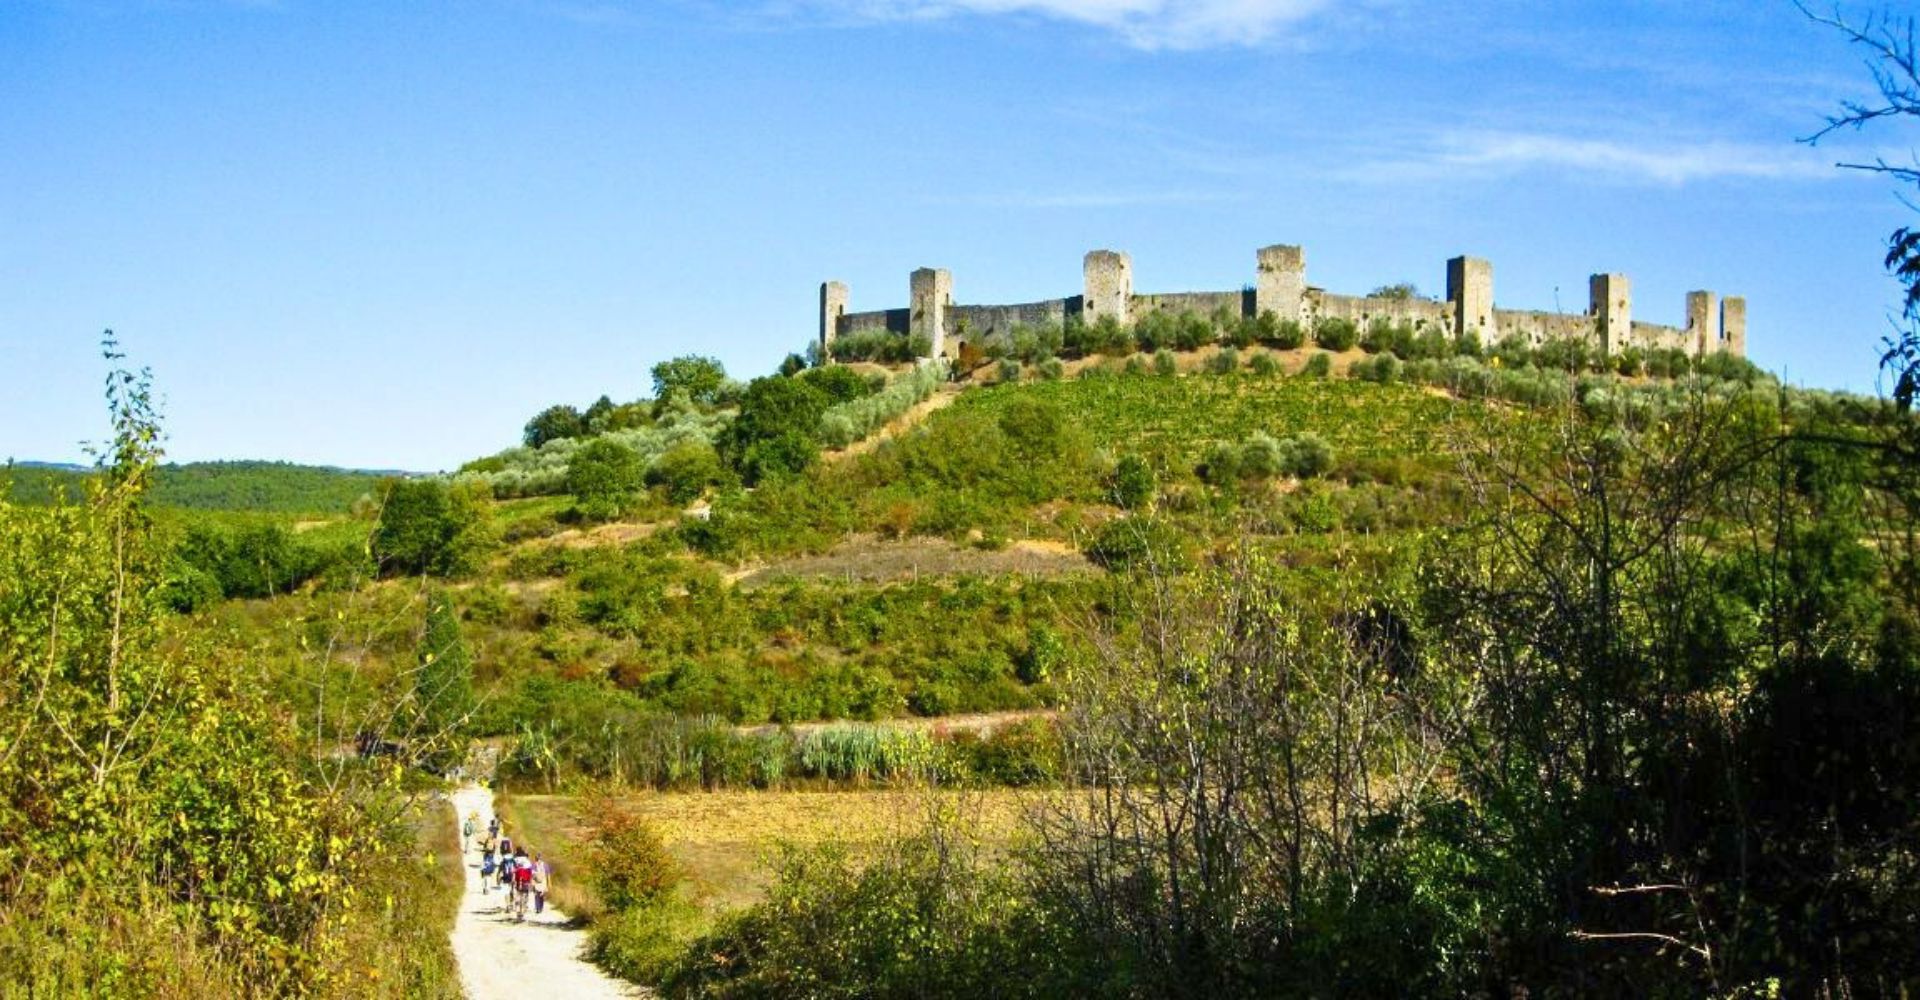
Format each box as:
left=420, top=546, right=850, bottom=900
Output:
left=448, top=785, right=645, bottom=1000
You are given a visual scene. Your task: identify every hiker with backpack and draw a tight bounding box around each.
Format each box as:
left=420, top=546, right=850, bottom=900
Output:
left=480, top=839, right=497, bottom=895
left=511, top=848, right=535, bottom=921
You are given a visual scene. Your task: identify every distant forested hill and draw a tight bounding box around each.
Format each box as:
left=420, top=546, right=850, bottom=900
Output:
left=1, top=459, right=402, bottom=512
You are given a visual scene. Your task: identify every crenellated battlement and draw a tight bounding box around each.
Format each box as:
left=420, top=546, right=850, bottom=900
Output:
left=821, top=244, right=1748, bottom=363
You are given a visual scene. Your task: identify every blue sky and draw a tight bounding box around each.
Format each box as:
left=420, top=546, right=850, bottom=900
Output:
left=3, top=0, right=1916, bottom=470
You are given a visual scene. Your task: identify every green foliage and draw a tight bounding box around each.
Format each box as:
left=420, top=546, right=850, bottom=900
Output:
left=588, top=797, right=684, bottom=912
left=652, top=354, right=730, bottom=406
left=662, top=829, right=1046, bottom=1000
left=1110, top=453, right=1156, bottom=509
left=1207, top=347, right=1240, bottom=374
left=1302, top=352, right=1332, bottom=377
left=796, top=364, right=873, bottom=404
left=646, top=440, right=726, bottom=504
left=1036, top=357, right=1066, bottom=381
left=474, top=398, right=731, bottom=499
left=413, top=592, right=475, bottom=761
left=819, top=362, right=947, bottom=449
left=1249, top=352, right=1281, bottom=377
left=0, top=341, right=455, bottom=994
left=724, top=375, right=828, bottom=484
left=829, top=330, right=930, bottom=364
left=1271, top=316, right=1306, bottom=350
left=998, top=358, right=1022, bottom=383
left=1153, top=349, right=1177, bottom=376
left=525, top=403, right=587, bottom=448
left=568, top=437, right=647, bottom=522
left=0, top=460, right=386, bottom=513
left=372, top=476, right=497, bottom=576
left=1314, top=317, right=1358, bottom=351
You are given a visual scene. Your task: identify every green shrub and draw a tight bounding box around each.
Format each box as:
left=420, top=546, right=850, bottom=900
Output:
left=1200, top=441, right=1242, bottom=485
left=1036, top=357, right=1066, bottom=381
left=587, top=796, right=683, bottom=912
left=1315, top=318, right=1358, bottom=351
left=1086, top=516, right=1187, bottom=571
left=1302, top=352, right=1333, bottom=378
left=1272, top=317, right=1306, bottom=350
left=568, top=438, right=646, bottom=522
left=1352, top=352, right=1402, bottom=383
left=1173, top=311, right=1214, bottom=351
left=1123, top=355, right=1149, bottom=377
left=1153, top=349, right=1178, bottom=376
left=1240, top=432, right=1284, bottom=478
left=1109, top=454, right=1155, bottom=510
left=646, top=441, right=725, bottom=504
left=1207, top=348, right=1240, bottom=374
left=1249, top=352, right=1280, bottom=377
left=998, top=359, right=1023, bottom=383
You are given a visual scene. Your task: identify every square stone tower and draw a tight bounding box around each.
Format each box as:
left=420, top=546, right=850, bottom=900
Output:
left=1721, top=296, right=1746, bottom=357
left=1255, top=244, right=1306, bottom=323
left=1589, top=273, right=1631, bottom=357
left=820, top=281, right=848, bottom=357
left=1686, top=291, right=1721, bottom=356
left=1083, top=250, right=1133, bottom=327
left=910, top=267, right=953, bottom=360
left=1447, top=256, right=1496, bottom=342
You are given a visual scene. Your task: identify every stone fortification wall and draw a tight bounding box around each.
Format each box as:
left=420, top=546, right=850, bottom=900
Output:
left=950, top=300, right=1073, bottom=341
left=1496, top=309, right=1595, bottom=347
left=1633, top=321, right=1694, bottom=354
left=1310, top=291, right=1450, bottom=330
left=819, top=243, right=1748, bottom=362
left=839, top=308, right=910, bottom=336
left=1133, top=291, right=1247, bottom=320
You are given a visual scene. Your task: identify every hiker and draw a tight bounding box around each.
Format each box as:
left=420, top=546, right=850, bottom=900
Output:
left=488, top=816, right=499, bottom=840
left=497, top=834, right=515, bottom=889
left=531, top=853, right=552, bottom=915
left=480, top=840, right=497, bottom=895
left=512, top=848, right=534, bottom=921
left=462, top=812, right=476, bottom=850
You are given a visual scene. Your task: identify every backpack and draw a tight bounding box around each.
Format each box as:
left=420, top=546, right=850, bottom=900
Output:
left=481, top=856, right=495, bottom=876
left=514, top=862, right=533, bottom=887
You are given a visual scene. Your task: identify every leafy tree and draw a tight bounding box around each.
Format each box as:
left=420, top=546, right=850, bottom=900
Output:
left=583, top=394, right=617, bottom=432
left=1315, top=318, right=1358, bottom=351
left=779, top=352, right=809, bottom=377
left=524, top=403, right=586, bottom=447
left=798, top=364, right=873, bottom=404
left=646, top=440, right=725, bottom=504
left=652, top=354, right=729, bottom=406
left=373, top=476, right=496, bottom=576
left=567, top=437, right=646, bottom=521
left=723, top=375, right=829, bottom=484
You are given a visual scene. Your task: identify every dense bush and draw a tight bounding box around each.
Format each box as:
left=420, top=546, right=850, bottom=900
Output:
left=524, top=403, right=587, bottom=447
left=372, top=475, right=496, bottom=577
left=568, top=438, right=647, bottom=521
left=829, top=330, right=931, bottom=364
left=1109, top=453, right=1155, bottom=509
left=1315, top=317, right=1358, bottom=351
left=645, top=441, right=726, bottom=504
left=1302, top=351, right=1333, bottom=377
left=652, top=355, right=730, bottom=406
left=474, top=398, right=732, bottom=498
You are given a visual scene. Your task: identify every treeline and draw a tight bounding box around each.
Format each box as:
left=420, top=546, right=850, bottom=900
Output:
left=1, top=459, right=387, bottom=512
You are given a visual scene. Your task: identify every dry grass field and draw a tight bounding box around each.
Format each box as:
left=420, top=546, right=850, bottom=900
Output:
left=498, top=787, right=1035, bottom=915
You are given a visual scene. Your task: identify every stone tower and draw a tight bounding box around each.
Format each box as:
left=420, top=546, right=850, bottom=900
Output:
left=1083, top=250, right=1133, bottom=327
left=910, top=267, right=953, bottom=360
left=820, top=281, right=848, bottom=357
left=1255, top=244, right=1306, bottom=323
left=1589, top=273, right=1631, bottom=357
left=1686, top=291, right=1721, bottom=356
left=1447, top=256, right=1496, bottom=342
left=1721, top=296, right=1747, bottom=357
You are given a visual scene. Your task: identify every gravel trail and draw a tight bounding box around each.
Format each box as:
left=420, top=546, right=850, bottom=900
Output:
left=448, top=784, right=645, bottom=1000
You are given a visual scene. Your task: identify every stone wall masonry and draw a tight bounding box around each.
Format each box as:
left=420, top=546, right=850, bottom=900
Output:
left=1632, top=321, right=1694, bottom=354
left=949, top=300, right=1073, bottom=344
left=1496, top=309, right=1595, bottom=347
left=1310, top=291, right=1451, bottom=331
left=1132, top=291, right=1247, bottom=321
left=821, top=244, right=1746, bottom=361
left=838, top=308, right=911, bottom=336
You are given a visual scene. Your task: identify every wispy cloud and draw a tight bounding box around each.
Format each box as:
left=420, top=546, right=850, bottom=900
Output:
left=1376, top=130, right=1846, bottom=186
left=771, top=0, right=1335, bottom=50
